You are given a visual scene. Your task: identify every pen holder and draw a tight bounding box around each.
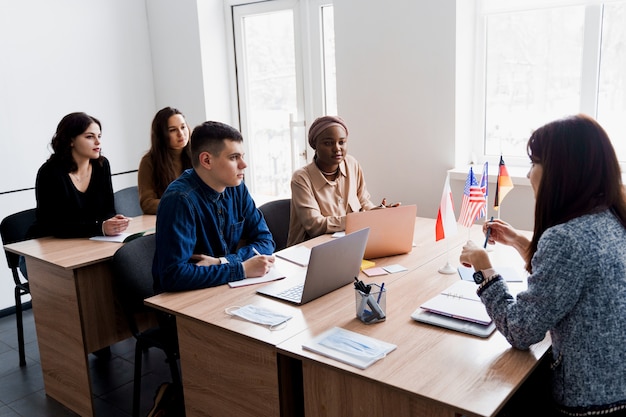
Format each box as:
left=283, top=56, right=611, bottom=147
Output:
left=355, top=283, right=386, bottom=324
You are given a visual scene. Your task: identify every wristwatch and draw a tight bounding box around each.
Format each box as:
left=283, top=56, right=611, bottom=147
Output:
left=473, top=268, right=496, bottom=285
left=219, top=257, right=229, bottom=265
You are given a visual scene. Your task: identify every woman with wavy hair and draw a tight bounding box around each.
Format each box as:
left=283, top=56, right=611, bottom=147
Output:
left=461, top=114, right=626, bottom=416
left=138, top=106, right=192, bottom=214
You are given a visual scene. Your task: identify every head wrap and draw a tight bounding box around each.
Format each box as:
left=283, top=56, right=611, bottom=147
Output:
left=308, top=116, right=349, bottom=149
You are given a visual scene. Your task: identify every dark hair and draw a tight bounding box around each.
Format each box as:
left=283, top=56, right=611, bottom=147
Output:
left=526, top=114, right=626, bottom=272
left=148, top=107, right=192, bottom=197
left=190, top=121, right=243, bottom=168
left=49, top=112, right=103, bottom=172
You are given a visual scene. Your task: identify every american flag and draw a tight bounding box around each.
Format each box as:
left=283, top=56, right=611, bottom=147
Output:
left=478, top=161, right=488, bottom=219
left=458, top=167, right=486, bottom=228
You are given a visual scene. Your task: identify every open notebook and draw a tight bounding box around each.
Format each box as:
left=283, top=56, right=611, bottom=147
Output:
left=345, top=205, right=416, bottom=259
left=257, top=228, right=369, bottom=305
left=411, top=280, right=496, bottom=338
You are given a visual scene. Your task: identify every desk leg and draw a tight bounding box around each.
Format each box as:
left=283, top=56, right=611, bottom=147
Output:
left=302, top=362, right=458, bottom=417
left=176, top=316, right=281, bottom=417
left=27, top=258, right=95, bottom=417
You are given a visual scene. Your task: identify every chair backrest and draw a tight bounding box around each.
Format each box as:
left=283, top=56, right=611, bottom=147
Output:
left=114, top=186, right=143, bottom=217
left=1, top=208, right=37, bottom=270
left=112, top=234, right=157, bottom=330
left=258, top=198, right=291, bottom=251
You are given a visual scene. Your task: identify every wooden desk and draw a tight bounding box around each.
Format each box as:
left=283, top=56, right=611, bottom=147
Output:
left=145, top=217, right=547, bottom=417
left=3, top=215, right=156, bottom=417
left=277, top=239, right=550, bottom=417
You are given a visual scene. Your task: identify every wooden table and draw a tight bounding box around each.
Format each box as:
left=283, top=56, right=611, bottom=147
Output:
left=277, top=243, right=550, bottom=417
left=146, top=217, right=550, bottom=417
left=3, top=215, right=156, bottom=417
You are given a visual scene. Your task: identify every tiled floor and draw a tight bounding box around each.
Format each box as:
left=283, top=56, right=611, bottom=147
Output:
left=0, top=308, right=175, bottom=417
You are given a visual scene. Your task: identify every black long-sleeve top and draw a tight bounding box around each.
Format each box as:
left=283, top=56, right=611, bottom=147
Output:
left=30, top=157, right=116, bottom=238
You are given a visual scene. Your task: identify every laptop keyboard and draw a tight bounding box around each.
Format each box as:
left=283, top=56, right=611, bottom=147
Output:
left=277, top=284, right=304, bottom=302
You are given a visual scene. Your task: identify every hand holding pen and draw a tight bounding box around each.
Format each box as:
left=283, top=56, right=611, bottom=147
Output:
left=483, top=216, right=494, bottom=248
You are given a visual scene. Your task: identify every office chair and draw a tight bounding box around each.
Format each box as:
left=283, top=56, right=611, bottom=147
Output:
left=0, top=208, right=37, bottom=367
left=114, top=186, right=143, bottom=217
left=111, top=234, right=183, bottom=417
left=258, top=198, right=291, bottom=251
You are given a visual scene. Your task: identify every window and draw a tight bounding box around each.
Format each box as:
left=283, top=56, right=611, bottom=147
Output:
left=229, top=0, right=337, bottom=202
left=476, top=0, right=626, bottom=167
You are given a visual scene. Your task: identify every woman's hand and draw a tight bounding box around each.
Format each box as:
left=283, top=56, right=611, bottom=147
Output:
left=459, top=240, right=492, bottom=270
left=103, top=215, right=131, bottom=235
left=483, top=218, right=530, bottom=254
left=373, top=198, right=402, bottom=209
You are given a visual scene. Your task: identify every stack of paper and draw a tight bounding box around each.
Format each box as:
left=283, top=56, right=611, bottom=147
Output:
left=275, top=245, right=311, bottom=266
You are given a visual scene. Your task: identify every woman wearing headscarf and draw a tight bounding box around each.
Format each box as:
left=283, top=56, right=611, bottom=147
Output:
left=287, top=115, right=389, bottom=246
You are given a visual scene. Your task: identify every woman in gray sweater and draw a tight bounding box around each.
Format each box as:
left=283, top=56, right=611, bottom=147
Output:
left=461, top=114, right=626, bottom=416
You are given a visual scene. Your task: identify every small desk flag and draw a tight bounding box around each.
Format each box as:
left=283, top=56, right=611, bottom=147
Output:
left=478, top=161, right=488, bottom=219
left=458, top=167, right=486, bottom=228
left=435, top=174, right=457, bottom=241
left=494, top=155, right=514, bottom=210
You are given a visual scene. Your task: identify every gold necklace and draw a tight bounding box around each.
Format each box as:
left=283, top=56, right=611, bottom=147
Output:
left=316, top=161, right=338, bottom=176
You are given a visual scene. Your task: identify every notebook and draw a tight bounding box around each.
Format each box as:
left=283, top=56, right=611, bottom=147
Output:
left=412, top=280, right=495, bottom=337
left=411, top=308, right=496, bottom=338
left=419, top=280, right=492, bottom=325
left=256, top=227, right=370, bottom=305
left=345, top=204, right=417, bottom=259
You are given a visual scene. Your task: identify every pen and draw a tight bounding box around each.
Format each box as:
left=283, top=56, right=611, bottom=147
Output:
left=377, top=283, right=385, bottom=303
left=252, top=247, right=262, bottom=256
left=483, top=216, right=494, bottom=248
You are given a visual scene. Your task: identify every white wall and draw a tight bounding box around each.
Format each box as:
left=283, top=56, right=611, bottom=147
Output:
left=145, top=0, right=233, bottom=128
left=334, top=0, right=458, bottom=217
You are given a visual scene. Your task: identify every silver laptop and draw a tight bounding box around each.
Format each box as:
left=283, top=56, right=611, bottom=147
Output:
left=345, top=204, right=417, bottom=259
left=257, top=228, right=370, bottom=305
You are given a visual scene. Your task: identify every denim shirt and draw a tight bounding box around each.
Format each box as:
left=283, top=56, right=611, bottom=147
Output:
left=153, top=169, right=275, bottom=291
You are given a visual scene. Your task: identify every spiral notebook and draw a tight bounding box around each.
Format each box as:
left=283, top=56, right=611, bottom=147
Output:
left=411, top=280, right=496, bottom=337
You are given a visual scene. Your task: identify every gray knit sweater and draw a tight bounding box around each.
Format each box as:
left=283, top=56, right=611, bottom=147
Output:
left=480, top=209, right=626, bottom=413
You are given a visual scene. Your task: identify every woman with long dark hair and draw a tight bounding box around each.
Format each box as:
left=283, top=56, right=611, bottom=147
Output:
left=460, top=114, right=626, bottom=416
left=31, top=112, right=130, bottom=238
left=138, top=107, right=192, bottom=214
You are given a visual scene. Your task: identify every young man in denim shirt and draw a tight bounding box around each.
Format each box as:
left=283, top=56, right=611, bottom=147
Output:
left=153, top=121, right=275, bottom=291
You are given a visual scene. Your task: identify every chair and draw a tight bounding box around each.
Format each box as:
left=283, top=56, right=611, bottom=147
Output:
left=114, top=186, right=143, bottom=217
left=259, top=198, right=291, bottom=251
left=111, top=234, right=183, bottom=417
left=0, top=208, right=37, bottom=367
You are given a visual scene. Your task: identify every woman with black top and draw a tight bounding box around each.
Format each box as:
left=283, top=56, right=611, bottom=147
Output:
left=30, top=112, right=130, bottom=239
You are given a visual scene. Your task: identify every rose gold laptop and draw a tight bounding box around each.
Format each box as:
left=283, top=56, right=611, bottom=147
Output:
left=345, top=204, right=416, bottom=259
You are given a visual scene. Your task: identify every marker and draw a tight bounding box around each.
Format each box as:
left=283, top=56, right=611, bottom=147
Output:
left=483, top=216, right=494, bottom=248
left=252, top=247, right=262, bottom=256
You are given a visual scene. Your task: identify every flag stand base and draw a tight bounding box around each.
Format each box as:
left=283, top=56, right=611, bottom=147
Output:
left=438, top=262, right=456, bottom=275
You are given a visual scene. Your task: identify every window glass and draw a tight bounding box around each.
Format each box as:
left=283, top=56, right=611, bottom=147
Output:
left=484, top=6, right=585, bottom=159
left=241, top=10, right=297, bottom=197
left=322, top=5, right=337, bottom=115
left=597, top=2, right=626, bottom=161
